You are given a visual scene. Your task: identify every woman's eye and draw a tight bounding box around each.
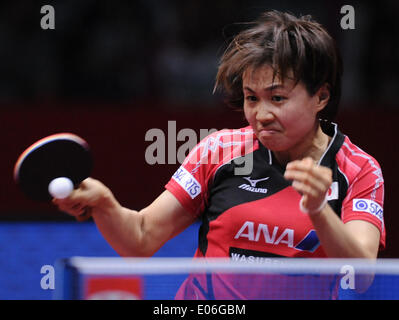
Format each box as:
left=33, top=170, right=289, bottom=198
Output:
left=271, top=96, right=286, bottom=102
left=245, top=95, right=258, bottom=102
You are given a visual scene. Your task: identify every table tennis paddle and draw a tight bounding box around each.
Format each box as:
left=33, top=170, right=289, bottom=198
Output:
left=14, top=133, right=93, bottom=220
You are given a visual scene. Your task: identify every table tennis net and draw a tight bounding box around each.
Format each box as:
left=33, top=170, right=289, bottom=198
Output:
left=55, top=257, right=399, bottom=300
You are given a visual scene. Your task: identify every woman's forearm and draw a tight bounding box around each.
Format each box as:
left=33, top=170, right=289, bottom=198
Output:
left=309, top=204, right=376, bottom=259
left=91, top=204, right=151, bottom=257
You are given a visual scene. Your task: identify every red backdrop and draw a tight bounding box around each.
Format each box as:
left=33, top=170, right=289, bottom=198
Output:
left=1, top=102, right=398, bottom=257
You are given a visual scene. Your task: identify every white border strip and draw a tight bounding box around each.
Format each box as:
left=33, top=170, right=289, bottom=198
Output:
left=66, top=257, right=399, bottom=276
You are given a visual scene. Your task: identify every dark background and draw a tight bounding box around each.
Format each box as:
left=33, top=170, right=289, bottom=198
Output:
left=1, top=0, right=398, bottom=258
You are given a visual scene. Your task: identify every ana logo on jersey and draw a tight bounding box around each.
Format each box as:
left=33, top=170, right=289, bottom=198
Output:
left=238, top=177, right=269, bottom=194
left=234, top=221, right=320, bottom=253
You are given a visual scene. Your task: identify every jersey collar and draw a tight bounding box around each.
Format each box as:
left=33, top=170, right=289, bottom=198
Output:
left=257, top=120, right=346, bottom=169
left=318, top=120, right=345, bottom=168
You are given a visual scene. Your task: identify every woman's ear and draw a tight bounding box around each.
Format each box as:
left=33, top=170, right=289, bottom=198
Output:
left=316, top=83, right=331, bottom=112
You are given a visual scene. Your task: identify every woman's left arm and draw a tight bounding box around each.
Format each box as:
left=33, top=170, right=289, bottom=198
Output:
left=308, top=205, right=380, bottom=258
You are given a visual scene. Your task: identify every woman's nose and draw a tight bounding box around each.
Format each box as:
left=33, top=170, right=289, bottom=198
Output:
left=255, top=103, right=275, bottom=123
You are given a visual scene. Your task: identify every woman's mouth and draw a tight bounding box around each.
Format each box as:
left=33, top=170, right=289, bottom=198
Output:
left=258, top=128, right=279, bottom=137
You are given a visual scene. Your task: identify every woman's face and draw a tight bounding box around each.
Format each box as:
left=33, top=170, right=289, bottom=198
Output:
left=243, top=64, right=326, bottom=152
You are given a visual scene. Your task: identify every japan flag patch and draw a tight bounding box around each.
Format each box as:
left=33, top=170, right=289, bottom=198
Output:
left=326, top=182, right=339, bottom=201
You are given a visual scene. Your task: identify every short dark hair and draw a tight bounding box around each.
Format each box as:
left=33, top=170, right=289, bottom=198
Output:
left=214, top=10, right=343, bottom=121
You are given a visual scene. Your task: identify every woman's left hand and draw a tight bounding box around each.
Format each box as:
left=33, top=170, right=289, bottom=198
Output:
left=284, top=157, right=333, bottom=215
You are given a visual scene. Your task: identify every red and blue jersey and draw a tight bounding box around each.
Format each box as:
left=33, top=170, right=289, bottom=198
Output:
left=165, top=121, right=385, bottom=299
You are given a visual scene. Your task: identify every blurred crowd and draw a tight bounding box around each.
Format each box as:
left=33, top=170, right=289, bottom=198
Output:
left=0, top=0, right=398, bottom=108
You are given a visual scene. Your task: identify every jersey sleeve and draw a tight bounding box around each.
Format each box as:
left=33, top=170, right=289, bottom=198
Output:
left=165, top=127, right=257, bottom=217
left=164, top=131, right=220, bottom=217
left=341, top=159, right=385, bottom=248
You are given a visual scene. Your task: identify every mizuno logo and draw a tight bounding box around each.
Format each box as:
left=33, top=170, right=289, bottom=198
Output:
left=238, top=176, right=269, bottom=194
left=242, top=177, right=269, bottom=187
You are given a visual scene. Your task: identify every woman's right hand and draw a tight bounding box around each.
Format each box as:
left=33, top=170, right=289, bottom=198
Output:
left=53, top=179, right=195, bottom=257
left=52, top=177, right=119, bottom=221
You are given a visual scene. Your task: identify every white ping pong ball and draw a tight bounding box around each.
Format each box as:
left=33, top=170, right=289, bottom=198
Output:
left=48, top=177, right=74, bottom=199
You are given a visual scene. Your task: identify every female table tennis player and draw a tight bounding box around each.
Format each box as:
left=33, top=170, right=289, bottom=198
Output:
left=54, top=11, right=385, bottom=299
